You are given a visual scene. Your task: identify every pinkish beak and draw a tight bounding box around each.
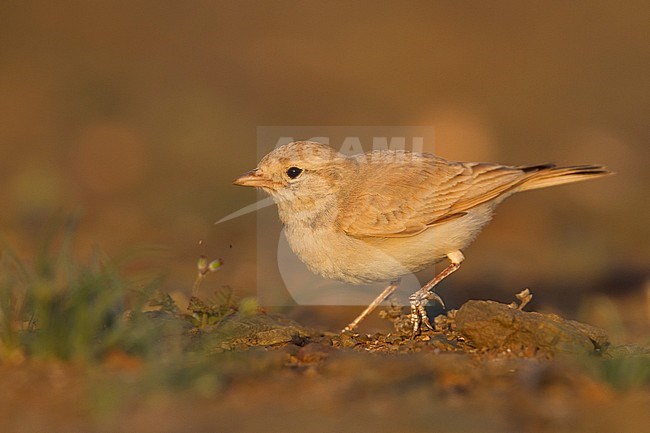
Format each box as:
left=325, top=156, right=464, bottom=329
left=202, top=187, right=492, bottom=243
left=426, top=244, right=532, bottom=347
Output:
left=233, top=169, right=276, bottom=189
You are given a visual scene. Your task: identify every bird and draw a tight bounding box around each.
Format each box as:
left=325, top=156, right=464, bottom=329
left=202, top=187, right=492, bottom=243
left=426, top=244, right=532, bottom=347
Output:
left=233, top=141, right=611, bottom=334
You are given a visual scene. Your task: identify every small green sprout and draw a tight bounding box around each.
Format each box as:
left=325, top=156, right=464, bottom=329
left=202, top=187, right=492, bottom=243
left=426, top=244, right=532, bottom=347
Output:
left=193, top=256, right=223, bottom=294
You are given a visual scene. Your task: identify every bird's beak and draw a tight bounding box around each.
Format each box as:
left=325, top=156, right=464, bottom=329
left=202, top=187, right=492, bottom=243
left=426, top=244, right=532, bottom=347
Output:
left=233, top=169, right=276, bottom=189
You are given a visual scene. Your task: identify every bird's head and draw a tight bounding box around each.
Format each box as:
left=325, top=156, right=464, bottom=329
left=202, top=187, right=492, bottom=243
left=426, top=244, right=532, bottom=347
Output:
left=233, top=141, right=353, bottom=216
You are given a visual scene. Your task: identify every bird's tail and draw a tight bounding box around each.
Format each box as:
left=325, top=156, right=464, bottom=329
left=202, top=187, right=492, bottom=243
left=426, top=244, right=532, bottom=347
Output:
left=517, top=163, right=613, bottom=192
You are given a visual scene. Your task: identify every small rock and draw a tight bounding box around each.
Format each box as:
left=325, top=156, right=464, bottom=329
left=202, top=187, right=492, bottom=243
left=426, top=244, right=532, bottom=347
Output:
left=201, top=313, right=311, bottom=349
left=454, top=300, right=610, bottom=356
left=338, top=332, right=358, bottom=348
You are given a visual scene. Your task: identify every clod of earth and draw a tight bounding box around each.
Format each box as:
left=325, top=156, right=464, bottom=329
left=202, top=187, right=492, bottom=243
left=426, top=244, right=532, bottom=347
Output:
left=200, top=313, right=312, bottom=350
left=454, top=300, right=610, bottom=356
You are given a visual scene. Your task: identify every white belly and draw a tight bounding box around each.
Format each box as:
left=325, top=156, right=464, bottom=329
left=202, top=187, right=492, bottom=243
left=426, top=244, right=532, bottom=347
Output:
left=284, top=204, right=495, bottom=284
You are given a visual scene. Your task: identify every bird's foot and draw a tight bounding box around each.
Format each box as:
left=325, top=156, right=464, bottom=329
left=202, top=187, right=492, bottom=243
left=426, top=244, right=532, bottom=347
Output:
left=408, top=290, right=445, bottom=337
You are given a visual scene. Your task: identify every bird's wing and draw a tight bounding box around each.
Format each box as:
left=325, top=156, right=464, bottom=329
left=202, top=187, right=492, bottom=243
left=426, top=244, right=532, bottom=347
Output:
left=337, top=152, right=528, bottom=238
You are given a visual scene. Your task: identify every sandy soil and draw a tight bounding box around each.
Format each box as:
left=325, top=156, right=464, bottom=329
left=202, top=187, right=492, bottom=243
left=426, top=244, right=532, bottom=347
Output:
left=1, top=291, right=648, bottom=433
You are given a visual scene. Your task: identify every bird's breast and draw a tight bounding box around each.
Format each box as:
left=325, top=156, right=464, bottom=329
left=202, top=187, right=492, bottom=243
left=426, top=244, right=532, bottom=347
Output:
left=281, top=224, right=436, bottom=284
left=281, top=205, right=495, bottom=284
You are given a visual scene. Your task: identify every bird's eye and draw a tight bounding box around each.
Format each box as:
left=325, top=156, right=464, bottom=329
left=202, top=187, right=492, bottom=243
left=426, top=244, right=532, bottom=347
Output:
left=286, top=166, right=303, bottom=179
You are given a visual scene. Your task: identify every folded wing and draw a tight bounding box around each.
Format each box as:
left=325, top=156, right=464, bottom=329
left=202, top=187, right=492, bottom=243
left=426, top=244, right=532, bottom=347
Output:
left=337, top=152, right=610, bottom=239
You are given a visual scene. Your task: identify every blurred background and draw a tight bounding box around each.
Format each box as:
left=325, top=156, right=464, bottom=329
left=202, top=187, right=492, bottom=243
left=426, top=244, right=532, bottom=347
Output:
left=1, top=1, right=648, bottom=333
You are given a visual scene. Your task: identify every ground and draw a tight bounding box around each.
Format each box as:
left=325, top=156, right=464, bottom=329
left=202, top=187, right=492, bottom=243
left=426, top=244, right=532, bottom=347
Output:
left=1, top=287, right=648, bottom=433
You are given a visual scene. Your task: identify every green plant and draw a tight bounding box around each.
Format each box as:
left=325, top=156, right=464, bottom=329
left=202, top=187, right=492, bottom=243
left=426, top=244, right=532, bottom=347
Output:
left=0, top=217, right=160, bottom=362
left=0, top=217, right=282, bottom=412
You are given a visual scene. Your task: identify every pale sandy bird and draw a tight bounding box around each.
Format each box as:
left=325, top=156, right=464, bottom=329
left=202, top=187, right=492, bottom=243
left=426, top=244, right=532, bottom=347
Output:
left=233, top=141, right=611, bottom=334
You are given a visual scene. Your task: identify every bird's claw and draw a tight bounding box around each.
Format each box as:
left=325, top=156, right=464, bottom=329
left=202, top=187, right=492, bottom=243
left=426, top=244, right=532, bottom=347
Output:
left=408, top=290, right=445, bottom=337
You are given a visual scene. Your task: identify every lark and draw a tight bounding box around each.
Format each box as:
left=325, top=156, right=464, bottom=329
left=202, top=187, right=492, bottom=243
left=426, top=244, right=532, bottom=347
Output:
left=234, top=141, right=611, bottom=334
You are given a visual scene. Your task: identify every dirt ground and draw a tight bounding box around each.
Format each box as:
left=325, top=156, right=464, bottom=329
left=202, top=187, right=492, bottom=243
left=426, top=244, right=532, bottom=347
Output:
left=1, top=289, right=648, bottom=433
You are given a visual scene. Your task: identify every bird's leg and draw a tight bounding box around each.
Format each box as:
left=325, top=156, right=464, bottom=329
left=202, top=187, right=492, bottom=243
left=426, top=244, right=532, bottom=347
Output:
left=409, top=250, right=464, bottom=335
left=343, top=280, right=400, bottom=333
